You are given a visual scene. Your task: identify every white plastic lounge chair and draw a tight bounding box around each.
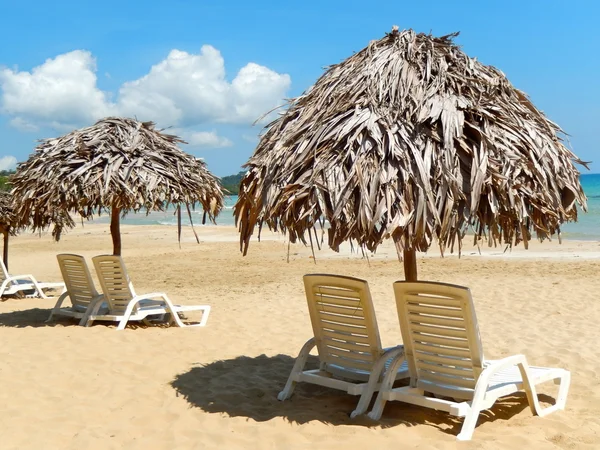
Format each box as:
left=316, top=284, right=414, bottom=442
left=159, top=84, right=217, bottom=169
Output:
left=87, top=255, right=210, bottom=330
left=0, top=259, right=65, bottom=299
left=278, top=274, right=408, bottom=418
left=368, top=281, right=571, bottom=441
left=47, top=254, right=105, bottom=325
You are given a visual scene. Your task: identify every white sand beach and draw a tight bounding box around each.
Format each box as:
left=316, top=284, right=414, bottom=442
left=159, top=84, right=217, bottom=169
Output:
left=1, top=223, right=599, bottom=449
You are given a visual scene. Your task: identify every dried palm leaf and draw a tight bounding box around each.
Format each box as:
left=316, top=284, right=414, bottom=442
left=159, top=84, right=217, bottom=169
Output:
left=235, top=27, right=587, bottom=279
left=11, top=117, right=225, bottom=255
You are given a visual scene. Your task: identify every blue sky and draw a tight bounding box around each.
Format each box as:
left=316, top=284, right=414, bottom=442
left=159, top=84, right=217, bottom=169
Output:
left=0, top=0, right=598, bottom=176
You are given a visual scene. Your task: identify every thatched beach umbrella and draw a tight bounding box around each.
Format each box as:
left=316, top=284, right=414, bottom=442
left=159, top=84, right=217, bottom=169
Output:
left=0, top=191, right=17, bottom=269
left=11, top=117, right=224, bottom=255
left=235, top=27, right=587, bottom=280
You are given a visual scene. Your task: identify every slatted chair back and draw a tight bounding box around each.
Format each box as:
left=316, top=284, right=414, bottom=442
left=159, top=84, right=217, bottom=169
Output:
left=56, top=254, right=100, bottom=309
left=0, top=259, right=8, bottom=285
left=92, top=255, right=137, bottom=315
left=393, top=281, right=484, bottom=399
left=304, top=274, right=384, bottom=376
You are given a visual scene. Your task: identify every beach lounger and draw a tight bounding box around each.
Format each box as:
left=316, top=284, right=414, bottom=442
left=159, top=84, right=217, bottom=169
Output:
left=0, top=259, right=65, bottom=299
left=368, top=281, right=571, bottom=441
left=47, top=254, right=105, bottom=325
left=86, top=255, right=211, bottom=330
left=278, top=274, right=408, bottom=418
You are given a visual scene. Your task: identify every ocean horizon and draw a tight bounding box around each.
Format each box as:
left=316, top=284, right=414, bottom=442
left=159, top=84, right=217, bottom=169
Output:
left=90, top=173, right=600, bottom=241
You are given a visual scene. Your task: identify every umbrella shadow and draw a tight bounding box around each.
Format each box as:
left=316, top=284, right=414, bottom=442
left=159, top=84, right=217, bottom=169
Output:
left=0, top=307, right=81, bottom=328
left=171, top=354, right=384, bottom=426
left=171, top=354, right=550, bottom=433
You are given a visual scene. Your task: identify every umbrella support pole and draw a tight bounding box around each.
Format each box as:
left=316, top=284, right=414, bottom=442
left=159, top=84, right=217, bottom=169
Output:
left=403, top=248, right=417, bottom=281
left=2, top=228, right=8, bottom=271
left=110, top=206, right=122, bottom=256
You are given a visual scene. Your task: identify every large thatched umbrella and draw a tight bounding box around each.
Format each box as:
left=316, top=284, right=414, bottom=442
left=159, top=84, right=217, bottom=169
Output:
left=235, top=27, right=587, bottom=280
left=11, top=117, right=224, bottom=255
left=0, top=191, right=17, bottom=269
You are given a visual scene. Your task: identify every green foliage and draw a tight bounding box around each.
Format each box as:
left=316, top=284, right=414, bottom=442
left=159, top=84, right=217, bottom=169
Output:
left=0, top=169, right=246, bottom=194
left=220, top=171, right=245, bottom=195
left=0, top=171, right=13, bottom=191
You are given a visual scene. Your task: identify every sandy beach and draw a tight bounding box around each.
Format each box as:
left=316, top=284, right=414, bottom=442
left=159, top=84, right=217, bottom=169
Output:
left=1, top=223, right=599, bottom=449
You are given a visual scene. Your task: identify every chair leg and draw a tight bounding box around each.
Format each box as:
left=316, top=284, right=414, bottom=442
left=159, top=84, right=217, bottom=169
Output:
left=534, top=370, right=571, bottom=417
left=152, top=294, right=187, bottom=328
left=79, top=297, right=103, bottom=326
left=367, top=354, right=406, bottom=421
left=30, top=277, right=50, bottom=299
left=197, top=306, right=210, bottom=327
left=278, top=338, right=316, bottom=401
left=116, top=299, right=142, bottom=330
left=116, top=316, right=131, bottom=330
left=456, top=407, right=482, bottom=441
left=351, top=348, right=404, bottom=418
left=46, top=292, right=69, bottom=323
left=83, top=299, right=105, bottom=327
left=554, top=370, right=571, bottom=411
left=0, top=281, right=9, bottom=297
left=170, top=305, right=211, bottom=328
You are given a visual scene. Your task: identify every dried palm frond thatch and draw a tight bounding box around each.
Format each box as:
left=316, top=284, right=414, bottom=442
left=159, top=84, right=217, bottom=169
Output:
left=0, top=191, right=17, bottom=268
left=0, top=191, right=16, bottom=233
left=11, top=117, right=224, bottom=255
left=0, top=191, right=71, bottom=269
left=235, top=27, right=588, bottom=280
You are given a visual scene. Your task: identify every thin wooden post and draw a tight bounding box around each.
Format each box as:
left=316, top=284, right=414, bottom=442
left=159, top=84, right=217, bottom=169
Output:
left=2, top=228, right=8, bottom=271
left=403, top=248, right=418, bottom=281
left=110, top=205, right=122, bottom=256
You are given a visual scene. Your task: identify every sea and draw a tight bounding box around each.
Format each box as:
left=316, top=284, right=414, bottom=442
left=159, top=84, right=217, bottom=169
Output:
left=91, top=173, right=600, bottom=241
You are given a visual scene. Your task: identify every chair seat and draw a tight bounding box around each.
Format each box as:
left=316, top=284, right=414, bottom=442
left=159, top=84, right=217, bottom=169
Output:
left=486, top=363, right=565, bottom=395
left=326, top=348, right=410, bottom=382
left=417, top=362, right=565, bottom=400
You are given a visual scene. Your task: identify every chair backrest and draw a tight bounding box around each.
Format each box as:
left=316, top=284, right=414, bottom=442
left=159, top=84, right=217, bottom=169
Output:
left=0, top=259, right=9, bottom=285
left=0, top=260, right=21, bottom=291
left=304, top=274, right=384, bottom=376
left=393, top=281, right=484, bottom=399
left=92, top=255, right=137, bottom=315
left=56, top=254, right=100, bottom=308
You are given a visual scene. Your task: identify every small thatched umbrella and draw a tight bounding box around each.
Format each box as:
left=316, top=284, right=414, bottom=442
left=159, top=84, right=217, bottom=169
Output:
left=11, top=117, right=224, bottom=255
left=235, top=27, right=587, bottom=280
left=0, top=191, right=17, bottom=269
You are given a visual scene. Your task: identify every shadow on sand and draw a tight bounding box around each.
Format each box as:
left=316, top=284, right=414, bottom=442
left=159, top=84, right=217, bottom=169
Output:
left=0, top=303, right=185, bottom=329
left=0, top=307, right=83, bottom=328
left=171, top=354, right=548, bottom=435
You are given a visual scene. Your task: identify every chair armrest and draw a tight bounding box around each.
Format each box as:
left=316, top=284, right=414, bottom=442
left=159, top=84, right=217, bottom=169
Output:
left=478, top=354, right=529, bottom=385
left=132, top=292, right=169, bottom=303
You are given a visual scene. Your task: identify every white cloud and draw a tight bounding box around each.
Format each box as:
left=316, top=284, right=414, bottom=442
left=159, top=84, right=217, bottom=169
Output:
left=185, top=131, right=233, bottom=148
left=9, top=117, right=39, bottom=132
left=242, top=133, right=259, bottom=143
left=0, top=51, right=114, bottom=126
left=230, top=63, right=288, bottom=124
left=0, top=46, right=290, bottom=131
left=0, top=156, right=17, bottom=171
left=118, top=46, right=290, bottom=126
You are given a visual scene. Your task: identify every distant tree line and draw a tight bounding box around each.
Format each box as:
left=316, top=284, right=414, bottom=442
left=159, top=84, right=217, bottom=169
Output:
left=0, top=169, right=248, bottom=194
left=220, top=171, right=245, bottom=195
left=0, top=170, right=14, bottom=192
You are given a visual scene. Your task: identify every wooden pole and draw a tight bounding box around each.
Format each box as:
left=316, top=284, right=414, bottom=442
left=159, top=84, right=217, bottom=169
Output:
left=2, top=228, right=8, bottom=271
left=403, top=248, right=418, bottom=281
left=110, top=205, right=122, bottom=256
